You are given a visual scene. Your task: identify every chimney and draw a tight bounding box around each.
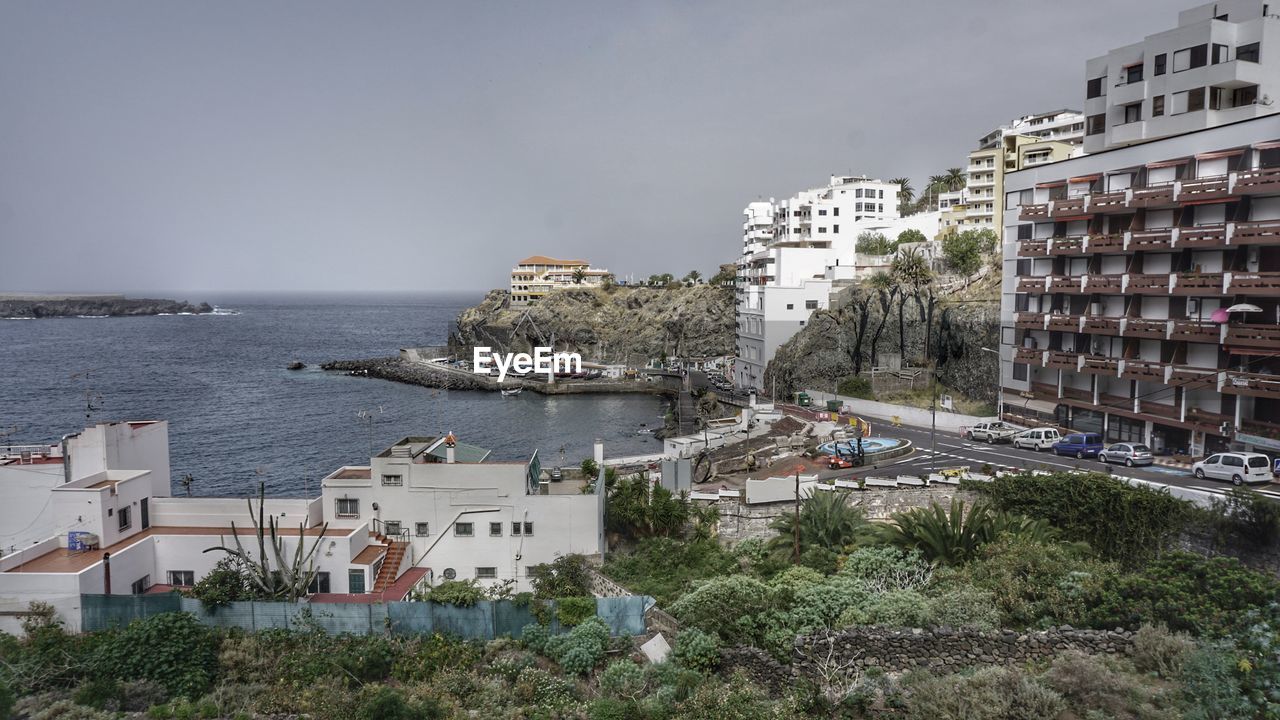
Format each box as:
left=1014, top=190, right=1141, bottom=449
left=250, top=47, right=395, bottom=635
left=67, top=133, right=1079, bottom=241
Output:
left=102, top=552, right=111, bottom=594
left=593, top=438, right=604, bottom=466
left=444, top=431, right=457, bottom=464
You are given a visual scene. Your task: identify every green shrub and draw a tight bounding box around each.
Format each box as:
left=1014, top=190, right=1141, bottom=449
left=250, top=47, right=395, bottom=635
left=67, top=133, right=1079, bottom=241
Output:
left=1131, top=624, right=1195, bottom=678
left=599, top=660, right=648, bottom=701
left=424, top=579, right=486, bottom=607
left=0, top=678, right=12, bottom=720
left=588, top=698, right=644, bottom=720
left=668, top=672, right=776, bottom=719
left=875, top=499, right=1057, bottom=566
left=925, top=586, right=1000, bottom=630
left=390, top=633, right=482, bottom=683
left=601, top=538, right=738, bottom=606
left=1206, top=486, right=1280, bottom=548
left=837, top=376, right=873, bottom=399
left=72, top=677, right=123, bottom=710
left=672, top=629, right=721, bottom=674
left=188, top=558, right=256, bottom=611
left=519, top=622, right=550, bottom=653
left=1178, top=643, right=1256, bottom=720
left=512, top=666, right=577, bottom=707
left=530, top=554, right=594, bottom=599
left=354, top=685, right=442, bottom=720
left=902, top=666, right=1063, bottom=720
left=555, top=596, right=597, bottom=626
left=93, top=612, right=220, bottom=699
left=839, top=589, right=932, bottom=628
left=1042, top=651, right=1177, bottom=718
left=668, top=575, right=776, bottom=645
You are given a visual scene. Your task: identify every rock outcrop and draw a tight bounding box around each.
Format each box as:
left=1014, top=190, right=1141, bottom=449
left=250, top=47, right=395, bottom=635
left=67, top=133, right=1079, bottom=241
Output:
left=0, top=295, right=213, bottom=318
left=449, top=285, right=734, bottom=366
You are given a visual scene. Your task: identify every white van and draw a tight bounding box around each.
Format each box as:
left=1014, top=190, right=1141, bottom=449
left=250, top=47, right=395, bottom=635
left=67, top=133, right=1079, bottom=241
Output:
left=1192, top=452, right=1274, bottom=486
left=1012, top=427, right=1061, bottom=451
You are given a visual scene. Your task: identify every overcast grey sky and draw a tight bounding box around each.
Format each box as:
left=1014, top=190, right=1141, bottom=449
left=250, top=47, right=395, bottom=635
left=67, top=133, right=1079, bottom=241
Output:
left=1, top=0, right=1182, bottom=294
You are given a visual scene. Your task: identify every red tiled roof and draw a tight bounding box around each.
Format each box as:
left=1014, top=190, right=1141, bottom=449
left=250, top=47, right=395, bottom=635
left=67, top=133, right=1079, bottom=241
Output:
left=516, top=255, right=589, bottom=266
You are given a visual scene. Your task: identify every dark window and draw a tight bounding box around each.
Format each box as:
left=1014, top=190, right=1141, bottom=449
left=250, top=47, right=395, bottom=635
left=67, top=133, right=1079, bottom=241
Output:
left=335, top=498, right=359, bottom=517
left=415, top=522, right=430, bottom=536
left=1190, top=44, right=1208, bottom=68
left=381, top=474, right=403, bottom=486
left=1013, top=363, right=1028, bottom=381
left=1238, top=42, right=1260, bottom=63
left=1125, top=64, right=1144, bottom=84
left=786, top=303, right=793, bottom=310
left=1124, top=103, right=1142, bottom=123
left=523, top=522, right=534, bottom=536
left=1152, top=95, right=1165, bottom=117
left=1187, top=87, right=1205, bottom=112
left=348, top=569, right=365, bottom=594
left=307, top=572, right=331, bottom=594
left=130, top=575, right=151, bottom=595
left=489, top=522, right=503, bottom=536
left=118, top=506, right=132, bottom=532
left=879, top=190, right=885, bottom=199
left=1017, top=224, right=1033, bottom=241
left=818, top=209, right=827, bottom=216
left=1234, top=85, right=1259, bottom=107
left=476, top=567, right=497, bottom=579
left=1086, top=77, right=1104, bottom=98
left=805, top=300, right=818, bottom=310
left=1212, top=43, right=1228, bottom=64
left=832, top=224, right=839, bottom=233
left=1154, top=53, right=1167, bottom=75
left=833, top=207, right=839, bottom=216
left=511, top=522, right=522, bottom=535
left=167, top=570, right=195, bottom=587
left=454, top=522, right=474, bottom=536
left=1260, top=148, right=1280, bottom=168
left=1086, top=114, right=1106, bottom=135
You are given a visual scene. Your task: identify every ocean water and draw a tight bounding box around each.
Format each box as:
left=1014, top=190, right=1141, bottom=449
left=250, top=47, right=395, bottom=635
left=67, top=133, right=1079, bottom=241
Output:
left=0, top=293, right=667, bottom=496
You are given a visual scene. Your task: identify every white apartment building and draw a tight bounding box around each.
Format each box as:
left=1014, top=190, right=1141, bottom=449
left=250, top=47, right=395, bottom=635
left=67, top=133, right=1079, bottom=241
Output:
left=0, top=423, right=605, bottom=633
left=510, top=256, right=614, bottom=306
left=977, top=109, right=1087, bottom=150
left=1084, top=0, right=1279, bottom=154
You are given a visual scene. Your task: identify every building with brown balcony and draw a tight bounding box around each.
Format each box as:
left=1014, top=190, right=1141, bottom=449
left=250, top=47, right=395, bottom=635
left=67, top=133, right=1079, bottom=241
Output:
left=999, top=113, right=1280, bottom=459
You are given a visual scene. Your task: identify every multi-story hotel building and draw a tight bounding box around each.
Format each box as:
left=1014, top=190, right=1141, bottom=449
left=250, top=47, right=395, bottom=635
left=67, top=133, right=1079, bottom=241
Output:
left=978, top=109, right=1087, bottom=151
left=963, top=134, right=1079, bottom=240
left=509, top=256, right=613, bottom=306
left=998, top=114, right=1280, bottom=458
left=1083, top=0, right=1279, bottom=154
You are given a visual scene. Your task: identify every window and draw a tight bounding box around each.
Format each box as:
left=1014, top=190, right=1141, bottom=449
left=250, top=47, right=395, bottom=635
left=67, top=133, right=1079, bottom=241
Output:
left=1086, top=77, right=1104, bottom=98
left=512, top=522, right=523, bottom=535
left=415, top=522, right=430, bottom=536
left=454, top=522, right=474, bottom=536
left=1187, top=87, right=1205, bottom=112
left=878, top=203, right=884, bottom=212
left=832, top=207, right=839, bottom=216
left=855, top=189, right=863, bottom=198
left=130, top=575, right=151, bottom=595
left=348, top=569, right=365, bottom=594
left=817, top=209, right=827, bottom=216
left=523, top=522, right=534, bottom=536
left=1125, top=64, right=1143, bottom=84
left=1173, top=44, right=1207, bottom=72
left=1123, top=103, right=1142, bottom=123
left=805, top=300, right=818, bottom=310
left=1237, top=42, right=1260, bottom=63
left=855, top=202, right=863, bottom=212
left=1234, top=85, right=1259, bottom=107
left=118, top=506, right=132, bottom=532
left=1016, top=224, right=1033, bottom=241
left=1013, top=363, right=1028, bottom=381
left=307, top=572, right=331, bottom=593
left=817, top=227, right=827, bottom=234
left=384, top=520, right=401, bottom=535
left=381, top=474, right=403, bottom=486
left=167, top=570, right=195, bottom=587
left=1212, top=43, right=1228, bottom=64
left=476, top=567, right=497, bottom=579
left=335, top=498, right=359, bottom=518
left=1154, top=53, right=1166, bottom=75
left=1086, top=114, right=1105, bottom=135
left=878, top=190, right=884, bottom=199
left=1223, top=455, right=1244, bottom=467
left=1152, top=95, right=1165, bottom=117
left=832, top=224, right=839, bottom=233
left=489, top=522, right=503, bottom=536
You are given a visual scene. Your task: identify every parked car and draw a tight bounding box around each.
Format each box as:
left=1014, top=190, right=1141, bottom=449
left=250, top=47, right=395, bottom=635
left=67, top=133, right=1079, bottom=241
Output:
left=965, top=421, right=1019, bottom=443
left=1051, top=433, right=1104, bottom=459
left=548, top=467, right=564, bottom=482
left=1012, top=428, right=1061, bottom=451
left=1098, top=443, right=1154, bottom=467
left=1192, top=452, right=1273, bottom=486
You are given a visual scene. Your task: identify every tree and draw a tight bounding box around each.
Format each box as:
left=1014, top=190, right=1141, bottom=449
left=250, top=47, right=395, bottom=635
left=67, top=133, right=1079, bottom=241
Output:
left=925, top=174, right=948, bottom=210
left=606, top=474, right=692, bottom=539
left=572, top=267, right=587, bottom=285
left=768, top=490, right=872, bottom=567
left=203, top=482, right=327, bottom=601
left=896, top=228, right=927, bottom=247
left=855, top=231, right=894, bottom=256
left=944, top=167, right=966, bottom=191
left=529, top=554, right=593, bottom=599
left=889, top=177, right=915, bottom=208
left=941, top=228, right=998, bottom=277
left=891, top=248, right=933, bottom=362
left=189, top=557, right=258, bottom=610
left=874, top=498, right=1058, bottom=566
left=683, top=270, right=702, bottom=284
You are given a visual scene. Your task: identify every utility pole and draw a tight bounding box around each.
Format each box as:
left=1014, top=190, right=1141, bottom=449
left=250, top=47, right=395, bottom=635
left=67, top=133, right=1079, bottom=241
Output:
left=792, top=465, right=801, bottom=563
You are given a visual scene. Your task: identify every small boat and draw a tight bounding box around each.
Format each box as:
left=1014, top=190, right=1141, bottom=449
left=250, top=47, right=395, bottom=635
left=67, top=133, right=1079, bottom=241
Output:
left=500, top=387, right=523, bottom=397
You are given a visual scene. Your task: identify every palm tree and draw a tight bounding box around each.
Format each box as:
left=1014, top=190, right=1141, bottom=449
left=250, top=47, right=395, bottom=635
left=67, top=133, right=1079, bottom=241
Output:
left=875, top=498, right=1058, bottom=565
left=944, top=167, right=966, bottom=191
left=891, top=248, right=933, bottom=362
left=889, top=177, right=915, bottom=208
left=768, top=489, right=872, bottom=561
left=865, top=272, right=898, bottom=367
left=572, top=267, right=587, bottom=285
left=684, top=270, right=702, bottom=284
left=926, top=174, right=948, bottom=210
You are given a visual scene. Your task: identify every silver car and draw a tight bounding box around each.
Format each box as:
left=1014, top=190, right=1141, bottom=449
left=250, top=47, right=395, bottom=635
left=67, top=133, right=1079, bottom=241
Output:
left=1098, top=443, right=1154, bottom=467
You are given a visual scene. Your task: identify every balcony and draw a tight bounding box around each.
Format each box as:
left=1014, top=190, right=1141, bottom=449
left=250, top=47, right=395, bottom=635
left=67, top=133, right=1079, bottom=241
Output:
left=1123, top=318, right=1169, bottom=339
left=1172, top=272, right=1225, bottom=295
left=1169, top=320, right=1221, bottom=344
left=1015, top=312, right=1046, bottom=330
left=1240, top=418, right=1280, bottom=443
left=1017, top=239, right=1049, bottom=258
left=1225, top=324, right=1280, bottom=350
left=1046, top=351, right=1080, bottom=370
left=1129, top=228, right=1174, bottom=252
left=1046, top=315, right=1081, bottom=332
left=1223, top=371, right=1280, bottom=400
left=1168, top=366, right=1220, bottom=389
left=1127, top=273, right=1171, bottom=295
left=1049, top=236, right=1086, bottom=256
left=1187, top=407, right=1232, bottom=430
left=1130, top=184, right=1175, bottom=208
left=1176, top=224, right=1229, bottom=249
left=1085, top=274, right=1124, bottom=293
left=1061, top=384, right=1092, bottom=402
left=1179, top=175, right=1231, bottom=202
left=1083, top=316, right=1122, bottom=335
left=1080, top=355, right=1120, bottom=375
left=1085, top=234, right=1126, bottom=253
left=1048, top=196, right=1087, bottom=218
left=1121, top=359, right=1167, bottom=382
left=1233, top=219, right=1280, bottom=246
left=1019, top=203, right=1049, bottom=221
left=1089, top=191, right=1128, bottom=213
left=1139, top=400, right=1181, bottom=421
left=1014, top=347, right=1045, bottom=365
left=1017, top=276, right=1049, bottom=293
left=1227, top=272, right=1280, bottom=296
left=1234, top=167, right=1280, bottom=195
left=1049, top=275, right=1086, bottom=293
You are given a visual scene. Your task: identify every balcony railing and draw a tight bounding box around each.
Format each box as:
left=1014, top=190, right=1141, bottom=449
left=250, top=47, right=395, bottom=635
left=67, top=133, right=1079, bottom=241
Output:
left=1129, top=228, right=1174, bottom=252
left=1138, top=400, right=1181, bottom=421
left=1014, top=347, right=1045, bottom=365
left=1080, top=355, right=1120, bottom=375
left=1234, top=167, right=1280, bottom=195
left=1168, top=366, right=1220, bottom=388
left=1223, top=371, right=1280, bottom=400
left=1017, top=277, right=1049, bottom=293
left=1089, top=191, right=1128, bottom=212
left=1173, top=272, right=1225, bottom=295
left=1019, top=203, right=1049, bottom=221
left=1227, top=272, right=1280, bottom=296
left=1015, top=312, right=1046, bottom=330
left=1083, top=316, right=1122, bottom=335
left=1179, top=175, right=1230, bottom=202
left=1127, top=273, right=1171, bottom=295
left=1121, top=359, right=1167, bottom=382
left=1225, top=324, right=1280, bottom=350
left=1062, top=384, right=1092, bottom=402
left=1086, top=234, right=1126, bottom=253
left=1049, top=196, right=1087, bottom=218
left=1176, top=224, right=1229, bottom=249
left=1130, top=184, right=1175, bottom=208
left=1049, top=275, right=1086, bottom=293
left=1046, top=351, right=1080, bottom=370
left=1233, top=219, right=1280, bottom=246
left=1017, top=239, right=1049, bottom=257
left=1046, top=315, right=1081, bottom=332
left=1086, top=274, right=1124, bottom=293
left=1049, top=236, right=1086, bottom=256
left=1169, top=320, right=1221, bottom=344
left=1124, top=318, right=1169, bottom=339
left=1240, top=417, right=1280, bottom=442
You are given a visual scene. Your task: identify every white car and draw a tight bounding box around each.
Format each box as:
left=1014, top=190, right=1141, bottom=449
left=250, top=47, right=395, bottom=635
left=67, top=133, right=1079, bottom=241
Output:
left=1192, top=452, right=1273, bottom=486
left=1012, top=428, right=1061, bottom=451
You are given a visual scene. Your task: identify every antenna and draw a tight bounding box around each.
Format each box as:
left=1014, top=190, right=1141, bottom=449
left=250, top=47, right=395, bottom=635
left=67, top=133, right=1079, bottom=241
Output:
left=69, top=369, right=104, bottom=423
left=356, top=406, right=385, bottom=460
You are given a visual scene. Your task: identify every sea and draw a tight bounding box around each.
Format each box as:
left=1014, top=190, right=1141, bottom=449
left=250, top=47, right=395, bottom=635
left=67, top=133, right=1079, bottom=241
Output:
left=0, top=293, right=667, bottom=497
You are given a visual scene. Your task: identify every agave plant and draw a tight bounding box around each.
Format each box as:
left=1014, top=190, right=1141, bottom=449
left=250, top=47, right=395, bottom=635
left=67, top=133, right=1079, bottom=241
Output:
left=204, top=482, right=328, bottom=601
left=876, top=498, right=1056, bottom=566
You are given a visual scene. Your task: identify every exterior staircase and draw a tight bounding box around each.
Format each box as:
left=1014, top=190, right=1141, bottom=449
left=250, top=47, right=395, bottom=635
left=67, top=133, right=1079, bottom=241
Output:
left=372, top=540, right=408, bottom=593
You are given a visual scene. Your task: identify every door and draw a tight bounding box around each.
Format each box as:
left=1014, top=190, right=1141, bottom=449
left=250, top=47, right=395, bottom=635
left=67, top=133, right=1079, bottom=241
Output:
left=140, top=498, right=150, bottom=530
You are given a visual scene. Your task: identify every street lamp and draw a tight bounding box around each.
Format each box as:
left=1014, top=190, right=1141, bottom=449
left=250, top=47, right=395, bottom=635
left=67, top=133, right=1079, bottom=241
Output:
left=980, top=347, right=1004, bottom=422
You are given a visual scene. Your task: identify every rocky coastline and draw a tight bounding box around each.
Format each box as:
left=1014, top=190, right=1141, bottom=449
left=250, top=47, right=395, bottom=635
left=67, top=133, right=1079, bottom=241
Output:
left=320, top=356, right=675, bottom=396
left=0, top=295, right=214, bottom=319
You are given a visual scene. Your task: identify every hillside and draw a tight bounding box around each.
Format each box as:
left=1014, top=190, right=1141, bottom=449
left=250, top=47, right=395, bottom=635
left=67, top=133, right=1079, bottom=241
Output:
left=0, top=295, right=213, bottom=318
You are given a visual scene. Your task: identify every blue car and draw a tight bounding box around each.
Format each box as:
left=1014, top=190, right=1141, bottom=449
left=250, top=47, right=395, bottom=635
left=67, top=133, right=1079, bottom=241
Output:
left=1052, top=432, right=1105, bottom=459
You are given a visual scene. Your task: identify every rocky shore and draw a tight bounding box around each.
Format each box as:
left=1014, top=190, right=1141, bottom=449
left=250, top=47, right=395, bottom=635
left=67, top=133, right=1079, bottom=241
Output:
left=0, top=294, right=213, bottom=319
left=321, top=356, right=675, bottom=396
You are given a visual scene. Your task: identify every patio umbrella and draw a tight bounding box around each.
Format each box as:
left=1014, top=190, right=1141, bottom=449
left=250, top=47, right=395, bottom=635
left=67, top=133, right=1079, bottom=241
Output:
left=1226, top=303, right=1263, bottom=313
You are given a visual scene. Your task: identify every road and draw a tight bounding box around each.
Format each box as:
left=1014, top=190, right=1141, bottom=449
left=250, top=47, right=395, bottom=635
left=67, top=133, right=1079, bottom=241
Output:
left=808, top=414, right=1280, bottom=506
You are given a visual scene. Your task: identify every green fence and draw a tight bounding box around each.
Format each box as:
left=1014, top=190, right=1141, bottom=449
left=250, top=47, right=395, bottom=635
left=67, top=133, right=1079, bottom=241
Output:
left=80, top=594, right=650, bottom=638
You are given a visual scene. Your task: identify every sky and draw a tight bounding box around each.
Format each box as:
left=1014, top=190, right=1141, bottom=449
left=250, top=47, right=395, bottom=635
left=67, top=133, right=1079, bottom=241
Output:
left=0, top=0, right=1185, bottom=294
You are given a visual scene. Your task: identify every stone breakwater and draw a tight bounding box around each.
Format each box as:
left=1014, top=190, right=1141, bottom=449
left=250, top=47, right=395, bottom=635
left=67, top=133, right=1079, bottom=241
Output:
left=721, top=626, right=1136, bottom=688
left=321, top=356, right=675, bottom=396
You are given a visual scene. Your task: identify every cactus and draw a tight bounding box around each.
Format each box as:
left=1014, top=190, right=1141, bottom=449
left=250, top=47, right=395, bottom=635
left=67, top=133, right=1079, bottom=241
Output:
left=204, top=482, right=327, bottom=600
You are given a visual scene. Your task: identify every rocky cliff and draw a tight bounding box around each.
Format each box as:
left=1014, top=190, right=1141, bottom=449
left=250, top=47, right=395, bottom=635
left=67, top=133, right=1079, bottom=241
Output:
left=0, top=295, right=213, bottom=318
left=450, top=285, right=734, bottom=366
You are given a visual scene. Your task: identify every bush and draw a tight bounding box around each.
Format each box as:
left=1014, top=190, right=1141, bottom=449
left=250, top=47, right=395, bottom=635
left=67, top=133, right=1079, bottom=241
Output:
left=530, top=554, right=594, bottom=599
left=602, top=538, right=738, bottom=606
left=555, top=596, right=597, bottom=627
left=1042, top=651, right=1176, bottom=718
left=72, top=678, right=123, bottom=710
left=668, top=576, right=776, bottom=645
left=93, top=612, right=220, bottom=699
left=512, top=666, right=577, bottom=707
left=599, top=660, right=648, bottom=701
left=0, top=678, right=12, bottom=720
left=672, top=629, right=721, bottom=674
left=838, top=589, right=932, bottom=628
left=188, top=558, right=256, bottom=611
left=519, top=622, right=550, bottom=653
left=837, top=376, right=873, bottom=399
left=856, top=231, right=895, bottom=255
left=940, top=228, right=997, bottom=277
left=355, top=685, right=442, bottom=720
left=390, top=634, right=482, bottom=683
left=1206, top=486, right=1280, bottom=548
left=30, top=700, right=115, bottom=720
left=1178, top=643, right=1256, bottom=720
left=903, top=666, right=1063, bottom=720
left=423, top=579, right=486, bottom=606
left=1131, top=624, right=1195, bottom=678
